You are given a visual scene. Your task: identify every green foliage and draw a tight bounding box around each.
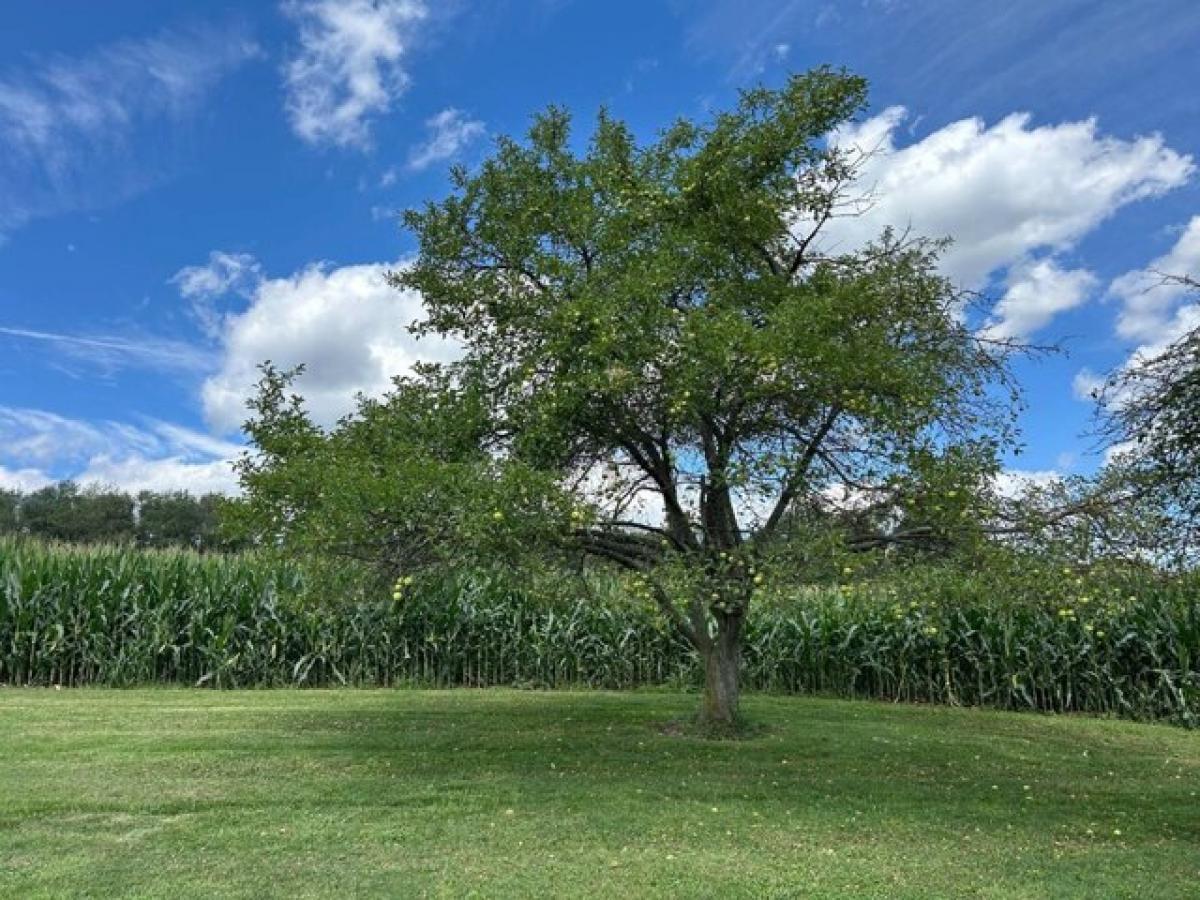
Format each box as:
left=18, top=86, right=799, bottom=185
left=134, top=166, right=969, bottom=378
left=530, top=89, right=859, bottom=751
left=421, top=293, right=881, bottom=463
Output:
left=0, top=488, right=18, bottom=533
left=135, top=490, right=224, bottom=550
left=392, top=70, right=1016, bottom=578
left=774, top=442, right=1004, bottom=563
left=227, top=364, right=577, bottom=578
left=19, top=482, right=136, bottom=544
left=3, top=537, right=1195, bottom=725
left=0, top=481, right=235, bottom=550
left=745, top=557, right=1200, bottom=725
left=992, top=466, right=1197, bottom=570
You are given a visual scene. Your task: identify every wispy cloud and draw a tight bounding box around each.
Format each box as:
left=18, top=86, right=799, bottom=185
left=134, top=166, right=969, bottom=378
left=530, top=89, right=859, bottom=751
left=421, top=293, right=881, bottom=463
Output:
left=0, top=326, right=214, bottom=376
left=685, top=0, right=1200, bottom=120
left=0, top=407, right=108, bottom=469
left=0, top=23, right=260, bottom=240
left=407, top=107, right=485, bottom=172
left=281, top=0, right=427, bottom=149
left=171, top=250, right=264, bottom=338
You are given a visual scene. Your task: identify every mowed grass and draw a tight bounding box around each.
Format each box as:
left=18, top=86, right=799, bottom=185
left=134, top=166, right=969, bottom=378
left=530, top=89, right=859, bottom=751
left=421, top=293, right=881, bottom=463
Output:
left=1, top=691, right=1197, bottom=899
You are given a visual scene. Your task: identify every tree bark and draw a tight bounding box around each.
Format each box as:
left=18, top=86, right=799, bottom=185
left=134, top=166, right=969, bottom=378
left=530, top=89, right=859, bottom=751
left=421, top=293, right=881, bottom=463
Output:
left=699, top=613, right=742, bottom=729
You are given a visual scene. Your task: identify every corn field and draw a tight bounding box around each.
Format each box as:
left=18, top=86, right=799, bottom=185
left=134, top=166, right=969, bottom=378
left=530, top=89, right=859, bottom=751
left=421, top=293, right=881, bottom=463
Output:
left=2, top=537, right=1197, bottom=725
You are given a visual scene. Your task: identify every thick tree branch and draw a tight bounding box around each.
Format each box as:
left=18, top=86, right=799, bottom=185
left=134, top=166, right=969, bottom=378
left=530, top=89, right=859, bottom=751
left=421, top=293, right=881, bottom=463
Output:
left=759, top=406, right=841, bottom=538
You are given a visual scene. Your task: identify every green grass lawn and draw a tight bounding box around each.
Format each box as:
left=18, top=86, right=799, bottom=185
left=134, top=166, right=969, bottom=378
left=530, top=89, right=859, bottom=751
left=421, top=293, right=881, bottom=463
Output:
left=1, top=690, right=1197, bottom=899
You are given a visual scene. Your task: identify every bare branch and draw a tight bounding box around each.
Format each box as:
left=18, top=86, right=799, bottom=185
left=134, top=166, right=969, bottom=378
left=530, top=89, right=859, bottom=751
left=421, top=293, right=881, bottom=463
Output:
left=759, top=405, right=841, bottom=538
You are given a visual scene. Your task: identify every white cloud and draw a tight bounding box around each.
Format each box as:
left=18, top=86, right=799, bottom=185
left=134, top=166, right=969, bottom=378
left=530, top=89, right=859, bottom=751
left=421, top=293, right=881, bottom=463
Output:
left=1102, top=440, right=1140, bottom=467
left=817, top=107, right=1192, bottom=343
left=1110, top=215, right=1200, bottom=343
left=407, top=107, right=485, bottom=172
left=0, top=408, right=242, bottom=495
left=0, top=407, right=111, bottom=467
left=979, top=258, right=1097, bottom=341
left=75, top=454, right=240, bottom=496
left=0, top=465, right=52, bottom=493
left=1072, top=367, right=1105, bottom=402
left=1086, top=298, right=1200, bottom=421
left=825, top=107, right=1193, bottom=291
left=281, top=0, right=427, bottom=149
left=0, top=24, right=260, bottom=239
left=200, top=258, right=458, bottom=432
left=993, top=468, right=1063, bottom=499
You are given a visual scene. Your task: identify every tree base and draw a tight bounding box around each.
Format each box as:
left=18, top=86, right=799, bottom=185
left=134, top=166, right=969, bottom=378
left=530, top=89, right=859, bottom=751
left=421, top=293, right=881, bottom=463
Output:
left=657, top=712, right=767, bottom=741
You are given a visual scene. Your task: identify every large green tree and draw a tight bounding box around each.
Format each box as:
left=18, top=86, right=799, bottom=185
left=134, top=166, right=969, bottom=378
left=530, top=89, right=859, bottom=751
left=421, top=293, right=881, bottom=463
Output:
left=238, top=69, right=1017, bottom=728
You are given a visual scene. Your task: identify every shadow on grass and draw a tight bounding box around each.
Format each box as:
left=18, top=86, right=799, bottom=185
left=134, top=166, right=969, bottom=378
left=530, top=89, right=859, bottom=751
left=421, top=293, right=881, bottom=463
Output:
left=241, top=689, right=1200, bottom=846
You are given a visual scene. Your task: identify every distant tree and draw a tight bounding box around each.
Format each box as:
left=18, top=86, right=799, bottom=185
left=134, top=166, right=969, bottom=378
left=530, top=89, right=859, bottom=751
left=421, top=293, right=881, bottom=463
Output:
left=0, top=489, right=19, bottom=534
left=237, top=69, right=1020, bottom=729
left=20, top=483, right=74, bottom=541
left=21, top=482, right=136, bottom=544
left=137, top=491, right=223, bottom=550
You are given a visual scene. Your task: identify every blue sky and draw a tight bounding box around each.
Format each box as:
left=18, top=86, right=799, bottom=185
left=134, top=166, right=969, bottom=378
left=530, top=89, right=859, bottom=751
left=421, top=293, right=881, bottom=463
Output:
left=2, top=0, right=1199, bottom=494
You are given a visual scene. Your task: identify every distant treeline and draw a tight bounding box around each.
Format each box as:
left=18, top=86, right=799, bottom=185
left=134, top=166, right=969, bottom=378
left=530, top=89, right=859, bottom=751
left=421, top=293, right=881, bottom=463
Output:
left=0, top=482, right=239, bottom=550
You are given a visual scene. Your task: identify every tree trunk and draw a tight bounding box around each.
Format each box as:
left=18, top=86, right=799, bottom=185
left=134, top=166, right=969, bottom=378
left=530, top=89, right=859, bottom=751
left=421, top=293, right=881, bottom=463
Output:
left=699, top=614, right=742, bottom=730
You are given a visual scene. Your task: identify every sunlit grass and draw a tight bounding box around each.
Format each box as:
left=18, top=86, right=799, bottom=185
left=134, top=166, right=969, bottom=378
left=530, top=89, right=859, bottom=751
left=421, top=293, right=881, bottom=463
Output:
left=1, top=689, right=1197, bottom=898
